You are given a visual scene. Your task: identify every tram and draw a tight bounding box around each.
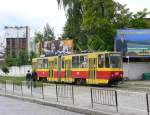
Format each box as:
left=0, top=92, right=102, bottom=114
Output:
left=32, top=52, right=123, bottom=85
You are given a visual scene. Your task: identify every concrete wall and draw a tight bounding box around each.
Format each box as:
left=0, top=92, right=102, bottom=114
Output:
left=0, top=65, right=32, bottom=77
left=123, top=62, right=150, bottom=80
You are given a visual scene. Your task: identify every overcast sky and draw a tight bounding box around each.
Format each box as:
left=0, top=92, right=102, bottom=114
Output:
left=0, top=0, right=149, bottom=38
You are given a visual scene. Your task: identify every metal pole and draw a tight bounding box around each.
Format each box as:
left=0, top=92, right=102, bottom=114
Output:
left=56, top=84, right=58, bottom=102
left=115, top=91, right=118, bottom=112
left=91, top=88, right=93, bottom=108
left=21, top=82, right=23, bottom=96
left=31, top=81, right=32, bottom=97
left=5, top=80, right=6, bottom=95
left=127, top=56, right=130, bottom=80
left=42, top=83, right=44, bottom=99
left=146, top=94, right=149, bottom=115
left=72, top=86, right=74, bottom=104
left=13, top=80, right=14, bottom=94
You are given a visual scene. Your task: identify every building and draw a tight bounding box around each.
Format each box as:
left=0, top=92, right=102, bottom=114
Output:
left=145, top=18, right=150, bottom=24
left=5, top=26, right=30, bottom=56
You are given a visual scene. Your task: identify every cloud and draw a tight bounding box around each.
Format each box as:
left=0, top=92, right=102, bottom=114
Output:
left=0, top=0, right=66, bottom=37
left=115, top=0, right=150, bottom=17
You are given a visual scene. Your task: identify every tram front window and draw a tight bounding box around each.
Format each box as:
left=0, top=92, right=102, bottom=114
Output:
left=109, top=54, right=122, bottom=68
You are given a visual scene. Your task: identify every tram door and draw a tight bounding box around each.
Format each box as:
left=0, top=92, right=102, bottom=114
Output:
left=49, top=61, right=54, bottom=81
left=64, top=58, right=71, bottom=82
left=88, top=56, right=97, bottom=84
left=49, top=57, right=58, bottom=81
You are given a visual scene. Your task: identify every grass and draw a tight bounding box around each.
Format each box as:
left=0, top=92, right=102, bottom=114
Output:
left=0, top=76, right=43, bottom=87
left=0, top=76, right=25, bottom=85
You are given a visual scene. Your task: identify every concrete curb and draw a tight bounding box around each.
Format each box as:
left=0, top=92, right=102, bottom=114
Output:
left=0, top=93, right=117, bottom=115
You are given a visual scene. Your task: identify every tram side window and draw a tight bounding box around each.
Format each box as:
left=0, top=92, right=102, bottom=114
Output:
left=62, top=58, right=64, bottom=68
left=105, top=54, right=109, bottom=68
left=32, top=62, right=37, bottom=70
left=98, top=55, right=105, bottom=68
left=54, top=58, right=57, bottom=69
left=43, top=59, right=48, bottom=68
left=49, top=61, right=55, bottom=69
left=38, top=59, right=43, bottom=69
left=80, top=56, right=88, bottom=68
left=72, top=56, right=79, bottom=68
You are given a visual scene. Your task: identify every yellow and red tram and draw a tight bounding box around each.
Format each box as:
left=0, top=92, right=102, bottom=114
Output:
left=32, top=52, right=123, bottom=85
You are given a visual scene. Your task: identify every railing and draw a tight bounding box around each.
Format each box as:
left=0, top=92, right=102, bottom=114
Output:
left=91, top=88, right=118, bottom=112
left=0, top=80, right=150, bottom=115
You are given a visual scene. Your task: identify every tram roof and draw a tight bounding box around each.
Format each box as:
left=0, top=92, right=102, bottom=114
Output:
left=33, top=51, right=121, bottom=60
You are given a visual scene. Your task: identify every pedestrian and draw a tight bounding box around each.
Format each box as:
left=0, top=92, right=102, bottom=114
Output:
left=26, top=70, right=32, bottom=88
left=32, top=70, right=37, bottom=88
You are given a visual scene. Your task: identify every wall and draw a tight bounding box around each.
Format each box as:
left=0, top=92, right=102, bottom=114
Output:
left=123, top=62, right=150, bottom=80
left=0, top=65, right=32, bottom=77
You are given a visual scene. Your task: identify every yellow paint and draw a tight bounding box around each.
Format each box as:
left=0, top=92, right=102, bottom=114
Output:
left=63, top=55, right=72, bottom=60
left=86, top=79, right=108, bottom=84
left=88, top=53, right=97, bottom=58
left=48, top=77, right=58, bottom=82
left=97, top=68, right=123, bottom=71
left=48, top=56, right=58, bottom=61
left=61, top=78, right=74, bottom=83
left=72, top=68, right=88, bottom=71
left=36, top=69, right=49, bottom=72
left=32, top=58, right=37, bottom=63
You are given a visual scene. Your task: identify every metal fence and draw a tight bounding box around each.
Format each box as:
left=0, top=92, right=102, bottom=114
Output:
left=91, top=88, right=118, bottom=112
left=56, top=84, right=74, bottom=104
left=1, top=80, right=150, bottom=115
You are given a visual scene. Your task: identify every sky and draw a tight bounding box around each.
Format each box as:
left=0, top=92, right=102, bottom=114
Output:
left=115, top=0, right=150, bottom=17
left=0, top=0, right=66, bottom=38
left=0, top=0, right=149, bottom=39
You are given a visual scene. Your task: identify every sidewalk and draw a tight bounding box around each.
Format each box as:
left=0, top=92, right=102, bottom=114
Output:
left=0, top=92, right=115, bottom=115
left=0, top=82, right=149, bottom=115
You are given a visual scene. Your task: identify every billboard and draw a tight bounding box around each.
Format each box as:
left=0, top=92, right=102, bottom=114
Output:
left=42, top=40, right=73, bottom=56
left=115, top=29, right=150, bottom=56
left=5, top=27, right=27, bottom=38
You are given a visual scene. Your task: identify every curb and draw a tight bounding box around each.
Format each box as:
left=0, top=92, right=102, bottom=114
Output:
left=0, top=93, right=117, bottom=115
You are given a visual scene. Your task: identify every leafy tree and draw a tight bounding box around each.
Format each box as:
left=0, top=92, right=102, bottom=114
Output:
left=113, top=2, right=133, bottom=28
left=81, top=0, right=116, bottom=51
left=29, top=51, right=37, bottom=64
left=34, top=24, right=55, bottom=55
left=34, top=31, right=44, bottom=55
left=58, top=0, right=150, bottom=52
left=44, top=23, right=55, bottom=41
left=5, top=55, right=17, bottom=67
left=57, top=0, right=87, bottom=51
left=129, top=9, right=150, bottom=28
left=1, top=65, right=9, bottom=76
left=5, top=51, right=30, bottom=67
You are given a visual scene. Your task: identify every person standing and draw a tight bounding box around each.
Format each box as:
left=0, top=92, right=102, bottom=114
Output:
left=32, top=70, right=37, bottom=88
left=26, top=70, right=32, bottom=88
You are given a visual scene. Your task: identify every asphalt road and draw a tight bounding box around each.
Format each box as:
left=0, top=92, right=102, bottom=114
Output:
left=0, top=96, right=85, bottom=115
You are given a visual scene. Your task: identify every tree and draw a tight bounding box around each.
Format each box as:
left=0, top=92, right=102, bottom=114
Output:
left=5, top=51, right=30, bottom=67
left=1, top=65, right=9, bottom=76
left=113, top=2, right=133, bottom=28
left=34, top=31, right=44, bottom=55
left=5, top=55, right=17, bottom=67
left=17, top=51, right=29, bottom=65
left=43, top=23, right=55, bottom=41
left=81, top=0, right=116, bottom=51
left=129, top=8, right=150, bottom=28
left=34, top=24, right=55, bottom=55
left=57, top=0, right=88, bottom=51
left=58, top=0, right=150, bottom=52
